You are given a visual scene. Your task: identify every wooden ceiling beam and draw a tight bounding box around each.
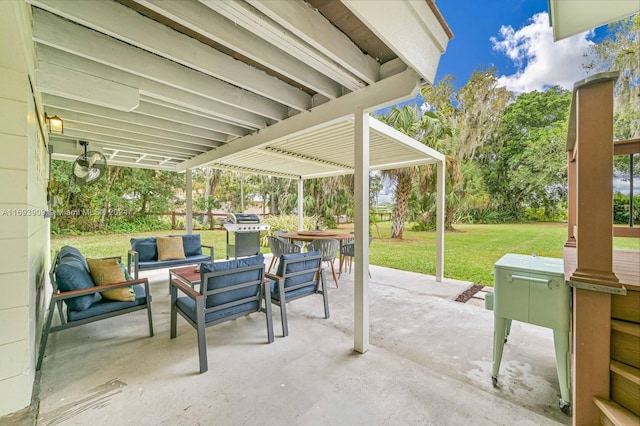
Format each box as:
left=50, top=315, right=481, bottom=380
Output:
left=247, top=0, right=380, bottom=84
left=28, top=0, right=312, bottom=112
left=32, top=8, right=287, bottom=121
left=136, top=0, right=343, bottom=100
left=36, top=45, right=268, bottom=129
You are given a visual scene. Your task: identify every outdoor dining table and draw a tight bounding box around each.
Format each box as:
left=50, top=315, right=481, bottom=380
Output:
left=278, top=231, right=355, bottom=274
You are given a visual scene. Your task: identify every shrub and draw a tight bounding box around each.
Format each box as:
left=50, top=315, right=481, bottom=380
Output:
left=260, top=214, right=317, bottom=246
left=613, top=192, right=640, bottom=224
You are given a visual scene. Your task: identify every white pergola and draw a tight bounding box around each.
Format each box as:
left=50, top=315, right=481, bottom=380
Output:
left=28, top=0, right=453, bottom=353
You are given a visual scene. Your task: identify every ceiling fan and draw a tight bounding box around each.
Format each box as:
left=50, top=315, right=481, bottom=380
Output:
left=71, top=141, right=107, bottom=185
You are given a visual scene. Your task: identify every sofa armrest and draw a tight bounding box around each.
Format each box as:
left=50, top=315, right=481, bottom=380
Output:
left=53, top=278, right=149, bottom=301
left=201, top=244, right=214, bottom=260
left=127, top=249, right=140, bottom=279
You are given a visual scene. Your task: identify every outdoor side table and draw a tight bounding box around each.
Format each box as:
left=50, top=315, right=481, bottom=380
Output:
left=490, top=253, right=572, bottom=414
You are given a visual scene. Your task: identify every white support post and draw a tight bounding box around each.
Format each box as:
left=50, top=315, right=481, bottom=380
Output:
left=297, top=177, right=304, bottom=231
left=186, top=168, right=193, bottom=234
left=435, top=159, right=445, bottom=282
left=354, top=107, right=370, bottom=353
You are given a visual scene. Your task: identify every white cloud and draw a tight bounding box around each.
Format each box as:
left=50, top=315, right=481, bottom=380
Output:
left=491, top=12, right=595, bottom=93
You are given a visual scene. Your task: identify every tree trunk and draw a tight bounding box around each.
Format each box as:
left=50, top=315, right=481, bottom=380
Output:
left=240, top=172, right=245, bottom=212
left=203, top=169, right=211, bottom=226
left=446, top=205, right=455, bottom=230
left=391, top=172, right=412, bottom=239
left=270, top=177, right=279, bottom=215
left=98, top=168, right=121, bottom=230
left=204, top=168, right=221, bottom=226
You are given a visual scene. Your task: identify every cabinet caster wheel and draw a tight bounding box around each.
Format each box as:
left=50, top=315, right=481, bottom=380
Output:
left=491, top=376, right=498, bottom=387
left=559, top=400, right=571, bottom=415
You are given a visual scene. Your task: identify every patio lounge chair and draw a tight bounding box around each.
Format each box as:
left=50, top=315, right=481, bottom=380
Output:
left=265, top=251, right=329, bottom=337
left=38, top=246, right=153, bottom=371
left=170, top=254, right=274, bottom=373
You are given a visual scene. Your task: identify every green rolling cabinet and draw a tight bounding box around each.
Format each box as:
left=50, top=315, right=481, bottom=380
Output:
left=490, top=253, right=572, bottom=414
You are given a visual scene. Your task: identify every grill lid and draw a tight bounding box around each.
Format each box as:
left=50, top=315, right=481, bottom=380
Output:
left=227, top=213, right=260, bottom=223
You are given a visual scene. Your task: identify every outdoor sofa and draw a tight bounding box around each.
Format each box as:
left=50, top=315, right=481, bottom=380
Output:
left=127, top=234, right=214, bottom=279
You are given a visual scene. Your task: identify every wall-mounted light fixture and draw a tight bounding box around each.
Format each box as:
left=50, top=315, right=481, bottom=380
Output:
left=45, top=114, right=63, bottom=135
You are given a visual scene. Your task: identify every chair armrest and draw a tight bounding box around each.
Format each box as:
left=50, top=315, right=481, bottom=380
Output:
left=170, top=277, right=202, bottom=300
left=264, top=272, right=282, bottom=281
left=201, top=244, right=215, bottom=260
left=52, top=278, right=149, bottom=301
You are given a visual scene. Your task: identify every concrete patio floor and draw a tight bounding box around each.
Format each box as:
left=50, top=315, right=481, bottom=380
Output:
left=22, top=257, right=571, bottom=425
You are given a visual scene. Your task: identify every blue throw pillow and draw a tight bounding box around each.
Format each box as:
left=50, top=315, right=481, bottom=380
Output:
left=59, top=245, right=89, bottom=271
left=200, top=254, right=264, bottom=309
left=131, top=237, right=157, bottom=261
left=55, top=256, right=99, bottom=311
left=181, top=234, right=203, bottom=257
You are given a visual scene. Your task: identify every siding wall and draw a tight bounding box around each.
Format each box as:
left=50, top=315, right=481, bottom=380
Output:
left=0, top=1, right=50, bottom=417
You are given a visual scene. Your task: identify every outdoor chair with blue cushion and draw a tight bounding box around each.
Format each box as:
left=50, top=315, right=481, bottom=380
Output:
left=170, top=253, right=274, bottom=373
left=267, top=235, right=301, bottom=273
left=38, top=245, right=153, bottom=370
left=265, top=251, right=329, bottom=337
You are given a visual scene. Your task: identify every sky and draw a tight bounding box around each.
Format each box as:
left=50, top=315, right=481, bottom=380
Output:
left=374, top=0, right=611, bottom=115
left=433, top=0, right=608, bottom=92
left=375, top=1, right=635, bottom=199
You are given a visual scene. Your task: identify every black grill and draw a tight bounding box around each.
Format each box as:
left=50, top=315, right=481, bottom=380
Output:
left=223, top=213, right=270, bottom=259
left=227, top=213, right=260, bottom=224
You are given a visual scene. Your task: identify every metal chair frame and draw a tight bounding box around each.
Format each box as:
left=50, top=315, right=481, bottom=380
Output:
left=267, top=235, right=302, bottom=273
left=306, top=238, right=340, bottom=288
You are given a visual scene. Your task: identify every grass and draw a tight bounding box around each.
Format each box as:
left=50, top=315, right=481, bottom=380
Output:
left=51, top=223, right=639, bottom=287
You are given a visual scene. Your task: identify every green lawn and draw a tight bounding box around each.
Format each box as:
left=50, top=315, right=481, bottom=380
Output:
left=51, top=223, right=639, bottom=286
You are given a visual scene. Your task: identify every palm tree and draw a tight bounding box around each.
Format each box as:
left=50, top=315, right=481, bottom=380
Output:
left=378, top=105, right=453, bottom=238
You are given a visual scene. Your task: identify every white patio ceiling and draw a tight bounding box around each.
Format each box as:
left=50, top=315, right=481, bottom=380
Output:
left=28, top=0, right=453, bottom=175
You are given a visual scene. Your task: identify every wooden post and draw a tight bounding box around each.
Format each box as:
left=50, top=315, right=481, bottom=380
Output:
left=570, top=77, right=620, bottom=286
left=568, top=73, right=623, bottom=426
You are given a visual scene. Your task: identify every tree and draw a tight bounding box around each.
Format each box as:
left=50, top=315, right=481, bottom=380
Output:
left=483, top=87, right=572, bottom=220
left=421, top=69, right=513, bottom=226
left=584, top=15, right=640, bottom=139
left=378, top=105, right=453, bottom=237
left=50, top=160, right=184, bottom=233
left=423, top=68, right=513, bottom=160
left=455, top=68, right=514, bottom=160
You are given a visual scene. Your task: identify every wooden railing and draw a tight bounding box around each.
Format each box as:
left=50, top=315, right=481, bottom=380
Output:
left=613, top=138, right=639, bottom=238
